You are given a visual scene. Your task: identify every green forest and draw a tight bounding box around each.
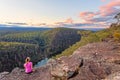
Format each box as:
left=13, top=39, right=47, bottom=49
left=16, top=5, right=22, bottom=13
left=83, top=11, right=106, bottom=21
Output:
left=0, top=27, right=81, bottom=72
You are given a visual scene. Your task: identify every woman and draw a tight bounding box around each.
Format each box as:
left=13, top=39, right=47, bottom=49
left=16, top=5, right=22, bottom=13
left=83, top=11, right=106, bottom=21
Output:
left=24, top=57, right=33, bottom=74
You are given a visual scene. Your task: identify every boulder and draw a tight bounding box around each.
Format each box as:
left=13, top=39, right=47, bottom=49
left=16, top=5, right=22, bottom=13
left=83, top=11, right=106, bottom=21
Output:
left=0, top=71, right=9, bottom=79
left=104, top=71, right=120, bottom=80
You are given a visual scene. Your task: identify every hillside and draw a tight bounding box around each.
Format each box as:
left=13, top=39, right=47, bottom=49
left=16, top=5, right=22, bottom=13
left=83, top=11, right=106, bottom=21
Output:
left=55, top=24, right=120, bottom=58
left=41, top=28, right=81, bottom=57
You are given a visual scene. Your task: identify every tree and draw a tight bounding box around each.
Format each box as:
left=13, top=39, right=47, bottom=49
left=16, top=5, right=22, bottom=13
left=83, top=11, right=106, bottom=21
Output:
left=114, top=12, right=120, bottom=24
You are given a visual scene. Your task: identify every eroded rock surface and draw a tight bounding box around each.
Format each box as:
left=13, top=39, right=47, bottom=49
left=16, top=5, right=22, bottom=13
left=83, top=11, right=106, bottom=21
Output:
left=1, top=42, right=120, bottom=80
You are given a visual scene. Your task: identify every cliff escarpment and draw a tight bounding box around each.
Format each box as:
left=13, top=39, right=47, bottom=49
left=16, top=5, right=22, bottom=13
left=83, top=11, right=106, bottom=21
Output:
left=1, top=42, right=120, bottom=80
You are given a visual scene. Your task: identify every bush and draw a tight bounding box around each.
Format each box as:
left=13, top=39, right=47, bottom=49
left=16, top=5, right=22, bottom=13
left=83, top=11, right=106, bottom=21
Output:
left=113, top=32, right=120, bottom=42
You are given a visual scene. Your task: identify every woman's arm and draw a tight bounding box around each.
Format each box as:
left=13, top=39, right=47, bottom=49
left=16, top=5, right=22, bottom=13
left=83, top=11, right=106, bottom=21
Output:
left=24, top=63, right=26, bottom=68
left=31, top=62, right=35, bottom=71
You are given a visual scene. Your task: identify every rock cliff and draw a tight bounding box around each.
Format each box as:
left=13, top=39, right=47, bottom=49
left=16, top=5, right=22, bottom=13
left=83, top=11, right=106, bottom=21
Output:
left=1, top=42, right=120, bottom=80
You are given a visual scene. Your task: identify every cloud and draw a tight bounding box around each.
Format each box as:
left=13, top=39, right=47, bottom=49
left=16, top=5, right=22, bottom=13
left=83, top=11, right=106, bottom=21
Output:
left=6, top=22, right=28, bottom=26
left=79, top=0, right=120, bottom=26
left=51, top=20, right=108, bottom=29
left=53, top=18, right=74, bottom=27
left=99, top=0, right=120, bottom=16
left=79, top=12, right=95, bottom=18
left=79, top=12, right=97, bottom=23
left=65, top=18, right=73, bottom=24
left=47, top=0, right=120, bottom=29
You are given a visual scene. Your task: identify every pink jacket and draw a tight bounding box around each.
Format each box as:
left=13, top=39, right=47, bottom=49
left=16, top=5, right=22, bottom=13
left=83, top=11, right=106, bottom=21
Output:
left=24, top=62, right=33, bottom=73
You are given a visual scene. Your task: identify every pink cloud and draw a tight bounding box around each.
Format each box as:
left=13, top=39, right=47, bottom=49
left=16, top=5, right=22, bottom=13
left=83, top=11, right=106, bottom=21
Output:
left=79, top=12, right=97, bottom=23
left=79, top=0, right=120, bottom=24
left=99, top=0, right=120, bottom=16
left=79, top=12, right=95, bottom=19
left=53, top=0, right=120, bottom=28
left=65, top=18, right=73, bottom=24
left=54, top=18, right=73, bottom=25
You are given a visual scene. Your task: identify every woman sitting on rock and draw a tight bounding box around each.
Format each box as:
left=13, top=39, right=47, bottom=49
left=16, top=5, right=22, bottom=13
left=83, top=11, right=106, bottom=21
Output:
left=24, top=57, right=33, bottom=74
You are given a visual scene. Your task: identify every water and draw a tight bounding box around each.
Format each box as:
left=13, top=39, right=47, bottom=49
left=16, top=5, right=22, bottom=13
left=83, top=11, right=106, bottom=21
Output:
left=34, top=58, right=48, bottom=67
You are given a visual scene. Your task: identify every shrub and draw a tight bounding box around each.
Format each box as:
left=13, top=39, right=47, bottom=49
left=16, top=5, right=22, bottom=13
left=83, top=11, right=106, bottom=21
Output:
left=113, top=32, right=120, bottom=42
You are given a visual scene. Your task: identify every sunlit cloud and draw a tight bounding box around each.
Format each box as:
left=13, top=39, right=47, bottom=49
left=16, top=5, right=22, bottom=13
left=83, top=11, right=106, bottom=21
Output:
left=65, top=18, right=73, bottom=24
left=79, top=12, right=97, bottom=23
left=51, top=0, right=120, bottom=29
left=0, top=0, right=119, bottom=29
left=52, top=18, right=74, bottom=27
left=79, top=0, right=120, bottom=28
left=99, top=0, right=120, bottom=16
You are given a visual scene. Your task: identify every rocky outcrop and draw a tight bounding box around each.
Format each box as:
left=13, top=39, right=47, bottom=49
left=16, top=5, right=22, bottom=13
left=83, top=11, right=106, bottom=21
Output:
left=103, top=71, right=120, bottom=80
left=1, top=42, right=120, bottom=80
left=0, top=66, right=51, bottom=80
left=0, top=71, right=9, bottom=79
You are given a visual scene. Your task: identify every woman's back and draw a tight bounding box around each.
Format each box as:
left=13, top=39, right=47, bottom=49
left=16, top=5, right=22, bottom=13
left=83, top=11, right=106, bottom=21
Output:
left=24, top=61, right=33, bottom=73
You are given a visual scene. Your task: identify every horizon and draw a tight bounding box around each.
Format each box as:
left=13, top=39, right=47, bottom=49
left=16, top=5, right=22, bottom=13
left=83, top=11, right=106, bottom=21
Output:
left=0, top=24, right=106, bottom=32
left=0, top=0, right=120, bottom=28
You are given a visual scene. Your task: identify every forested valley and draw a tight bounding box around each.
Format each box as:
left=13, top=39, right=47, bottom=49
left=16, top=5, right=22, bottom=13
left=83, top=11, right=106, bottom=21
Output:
left=0, top=27, right=81, bottom=72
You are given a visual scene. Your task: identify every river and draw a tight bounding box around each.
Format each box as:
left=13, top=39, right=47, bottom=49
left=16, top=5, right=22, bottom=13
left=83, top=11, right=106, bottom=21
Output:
left=34, top=58, right=48, bottom=67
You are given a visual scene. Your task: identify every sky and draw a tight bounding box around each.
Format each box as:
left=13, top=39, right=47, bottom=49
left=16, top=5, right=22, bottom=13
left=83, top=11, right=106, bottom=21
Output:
left=0, top=0, right=120, bottom=28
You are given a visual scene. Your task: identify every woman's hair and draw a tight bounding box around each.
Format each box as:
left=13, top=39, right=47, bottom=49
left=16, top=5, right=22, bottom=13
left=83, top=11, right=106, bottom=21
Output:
left=25, top=57, right=30, bottom=63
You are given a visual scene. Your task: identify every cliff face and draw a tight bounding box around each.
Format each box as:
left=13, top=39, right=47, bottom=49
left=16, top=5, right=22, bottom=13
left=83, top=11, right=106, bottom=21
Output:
left=1, top=42, right=120, bottom=80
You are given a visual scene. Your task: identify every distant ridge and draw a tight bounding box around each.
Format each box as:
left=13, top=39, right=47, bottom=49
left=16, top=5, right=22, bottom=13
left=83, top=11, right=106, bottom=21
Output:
left=79, top=28, right=105, bottom=31
left=0, top=24, right=51, bottom=31
left=0, top=24, right=105, bottom=31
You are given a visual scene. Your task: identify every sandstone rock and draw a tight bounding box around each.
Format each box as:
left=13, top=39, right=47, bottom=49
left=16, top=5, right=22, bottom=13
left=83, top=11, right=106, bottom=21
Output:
left=0, top=71, right=9, bottom=79
left=1, top=42, right=120, bottom=80
left=104, top=71, right=120, bottom=80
